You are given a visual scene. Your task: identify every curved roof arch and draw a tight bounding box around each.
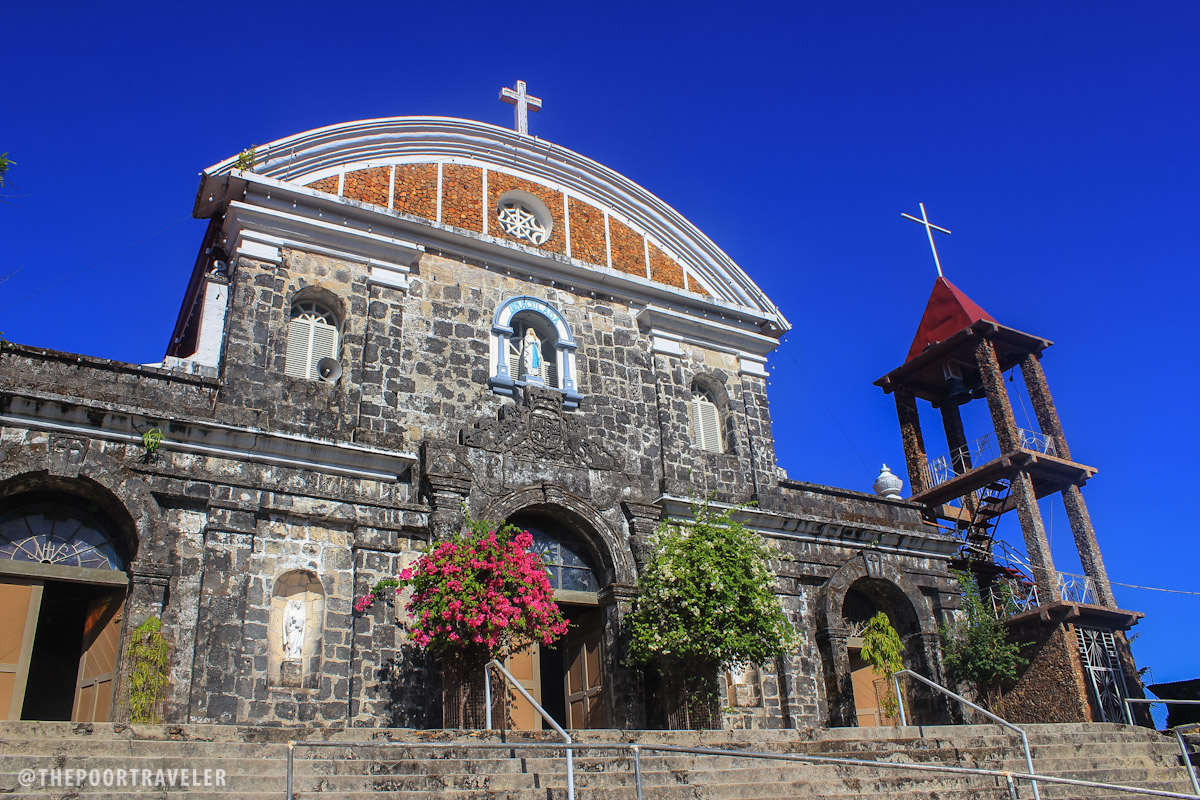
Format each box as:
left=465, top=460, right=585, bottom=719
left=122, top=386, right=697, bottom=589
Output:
left=205, top=117, right=788, bottom=329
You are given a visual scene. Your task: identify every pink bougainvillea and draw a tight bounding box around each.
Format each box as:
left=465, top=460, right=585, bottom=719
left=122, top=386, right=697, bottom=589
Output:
left=356, top=527, right=569, bottom=659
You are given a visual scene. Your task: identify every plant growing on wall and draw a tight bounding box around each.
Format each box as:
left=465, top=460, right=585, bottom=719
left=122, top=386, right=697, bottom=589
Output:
left=627, top=500, right=797, bottom=728
left=126, top=615, right=170, bottom=724
left=234, top=145, right=258, bottom=171
left=940, top=571, right=1028, bottom=713
left=138, top=427, right=165, bottom=464
left=860, top=610, right=904, bottom=720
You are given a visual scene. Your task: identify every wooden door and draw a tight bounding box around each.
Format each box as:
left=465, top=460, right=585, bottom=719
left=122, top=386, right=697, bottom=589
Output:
left=504, top=644, right=542, bottom=731
left=851, top=663, right=898, bottom=727
left=564, top=610, right=606, bottom=729
left=0, top=580, right=42, bottom=721
left=72, top=592, right=124, bottom=723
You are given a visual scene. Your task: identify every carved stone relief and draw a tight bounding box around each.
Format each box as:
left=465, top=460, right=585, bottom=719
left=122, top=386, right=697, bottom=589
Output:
left=461, top=385, right=620, bottom=470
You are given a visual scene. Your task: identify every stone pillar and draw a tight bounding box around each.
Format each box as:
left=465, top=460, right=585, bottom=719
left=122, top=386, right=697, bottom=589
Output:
left=424, top=442, right=470, bottom=541
left=976, top=339, right=1059, bottom=603
left=902, top=631, right=952, bottom=725
left=600, top=584, right=645, bottom=729
left=427, top=478, right=469, bottom=541
left=1020, top=355, right=1116, bottom=607
left=115, top=562, right=174, bottom=722
left=189, top=508, right=256, bottom=723
left=816, top=626, right=854, bottom=727
left=894, top=387, right=928, bottom=494
left=127, top=562, right=172, bottom=618
left=975, top=338, right=1020, bottom=452
left=621, top=501, right=660, bottom=572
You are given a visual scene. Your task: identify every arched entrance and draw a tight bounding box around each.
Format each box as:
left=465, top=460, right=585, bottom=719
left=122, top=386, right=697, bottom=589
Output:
left=0, top=491, right=134, bottom=721
left=503, top=510, right=609, bottom=730
left=842, top=579, right=921, bottom=727
left=816, top=553, right=945, bottom=727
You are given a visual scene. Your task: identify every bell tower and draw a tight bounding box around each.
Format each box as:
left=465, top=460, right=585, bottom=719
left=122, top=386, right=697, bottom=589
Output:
left=875, top=275, right=1145, bottom=725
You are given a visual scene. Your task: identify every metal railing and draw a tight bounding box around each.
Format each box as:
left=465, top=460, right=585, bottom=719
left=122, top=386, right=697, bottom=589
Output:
left=923, top=428, right=1057, bottom=489
left=1126, top=698, right=1200, bottom=796
left=892, top=668, right=1040, bottom=800
left=483, top=658, right=575, bottom=800
left=987, top=571, right=1100, bottom=618
left=281, top=736, right=1200, bottom=800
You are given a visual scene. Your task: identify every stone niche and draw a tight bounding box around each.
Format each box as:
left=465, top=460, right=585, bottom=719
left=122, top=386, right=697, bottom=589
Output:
left=267, top=570, right=325, bottom=689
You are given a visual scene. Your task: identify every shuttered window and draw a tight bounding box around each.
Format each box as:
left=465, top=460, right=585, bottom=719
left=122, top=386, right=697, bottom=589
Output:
left=689, top=391, right=723, bottom=453
left=284, top=301, right=339, bottom=380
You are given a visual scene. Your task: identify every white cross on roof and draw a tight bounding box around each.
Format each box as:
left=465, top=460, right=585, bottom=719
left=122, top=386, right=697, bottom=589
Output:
left=901, top=202, right=952, bottom=277
left=499, top=80, right=542, bottom=136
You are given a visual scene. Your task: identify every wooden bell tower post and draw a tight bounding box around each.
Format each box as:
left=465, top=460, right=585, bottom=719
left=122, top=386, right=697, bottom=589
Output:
left=875, top=276, right=1146, bottom=725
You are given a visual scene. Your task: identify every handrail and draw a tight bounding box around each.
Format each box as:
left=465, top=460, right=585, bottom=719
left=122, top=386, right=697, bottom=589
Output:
left=1126, top=698, right=1200, bottom=796
left=892, top=668, right=1040, bottom=800
left=281, top=737, right=1200, bottom=800
left=484, top=658, right=574, bottom=800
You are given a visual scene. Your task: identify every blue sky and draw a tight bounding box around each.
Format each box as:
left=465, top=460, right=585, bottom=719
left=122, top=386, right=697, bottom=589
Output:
left=3, top=3, right=1197, bottom=713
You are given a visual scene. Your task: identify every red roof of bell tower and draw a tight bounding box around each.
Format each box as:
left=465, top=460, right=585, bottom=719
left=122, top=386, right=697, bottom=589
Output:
left=905, top=277, right=997, bottom=363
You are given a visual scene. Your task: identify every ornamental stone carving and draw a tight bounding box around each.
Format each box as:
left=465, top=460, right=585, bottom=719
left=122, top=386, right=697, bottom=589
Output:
left=461, top=385, right=620, bottom=471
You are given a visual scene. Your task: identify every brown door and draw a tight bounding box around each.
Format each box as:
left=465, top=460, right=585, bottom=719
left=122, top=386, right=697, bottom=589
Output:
left=0, top=580, right=43, bottom=720
left=504, top=644, right=543, bottom=730
left=564, top=609, right=606, bottom=729
left=72, top=591, right=124, bottom=722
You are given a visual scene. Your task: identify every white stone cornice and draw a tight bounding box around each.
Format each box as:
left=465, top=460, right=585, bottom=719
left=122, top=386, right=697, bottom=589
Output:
left=223, top=195, right=423, bottom=283
left=0, top=394, right=416, bottom=482
left=636, top=304, right=780, bottom=359
left=198, top=117, right=790, bottom=332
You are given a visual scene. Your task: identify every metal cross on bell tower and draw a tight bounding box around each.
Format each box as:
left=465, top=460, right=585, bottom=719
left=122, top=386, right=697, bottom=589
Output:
left=901, top=202, right=952, bottom=277
left=499, top=80, right=542, bottom=136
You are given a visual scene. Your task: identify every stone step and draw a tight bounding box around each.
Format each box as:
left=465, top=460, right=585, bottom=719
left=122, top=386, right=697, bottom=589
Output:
left=0, top=722, right=1192, bottom=800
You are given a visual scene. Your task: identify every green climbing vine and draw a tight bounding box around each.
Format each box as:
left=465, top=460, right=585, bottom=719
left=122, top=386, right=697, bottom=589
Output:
left=126, top=615, right=170, bottom=724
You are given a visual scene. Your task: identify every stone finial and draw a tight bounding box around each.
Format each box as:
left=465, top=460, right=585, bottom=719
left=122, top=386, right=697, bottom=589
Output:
left=873, top=464, right=903, bottom=499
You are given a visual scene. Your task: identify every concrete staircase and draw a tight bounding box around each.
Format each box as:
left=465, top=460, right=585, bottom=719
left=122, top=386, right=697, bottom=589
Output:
left=0, top=721, right=1194, bottom=800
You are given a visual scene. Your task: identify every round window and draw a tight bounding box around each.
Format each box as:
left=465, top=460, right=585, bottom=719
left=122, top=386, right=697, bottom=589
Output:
left=496, top=190, right=553, bottom=246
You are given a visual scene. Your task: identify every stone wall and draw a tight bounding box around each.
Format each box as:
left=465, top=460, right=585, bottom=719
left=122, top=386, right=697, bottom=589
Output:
left=0, top=240, right=961, bottom=731
left=1002, top=619, right=1094, bottom=724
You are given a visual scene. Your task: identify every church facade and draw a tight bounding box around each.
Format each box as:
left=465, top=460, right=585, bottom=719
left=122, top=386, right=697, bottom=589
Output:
left=0, top=98, right=1129, bottom=730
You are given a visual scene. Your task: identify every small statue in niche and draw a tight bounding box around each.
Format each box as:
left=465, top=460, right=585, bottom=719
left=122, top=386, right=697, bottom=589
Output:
left=520, top=327, right=542, bottom=382
left=283, top=598, right=306, bottom=659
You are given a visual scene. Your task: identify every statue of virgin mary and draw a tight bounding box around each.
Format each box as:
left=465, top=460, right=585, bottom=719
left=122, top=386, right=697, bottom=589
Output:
left=520, top=327, right=541, bottom=382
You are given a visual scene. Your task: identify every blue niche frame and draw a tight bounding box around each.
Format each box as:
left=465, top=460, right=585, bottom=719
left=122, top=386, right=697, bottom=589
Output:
left=489, top=295, right=583, bottom=409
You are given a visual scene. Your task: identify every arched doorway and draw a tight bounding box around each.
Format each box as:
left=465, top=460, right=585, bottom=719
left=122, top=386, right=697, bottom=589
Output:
left=0, top=492, right=133, bottom=721
left=817, top=554, right=945, bottom=728
left=841, top=580, right=920, bottom=727
left=503, top=511, right=609, bottom=731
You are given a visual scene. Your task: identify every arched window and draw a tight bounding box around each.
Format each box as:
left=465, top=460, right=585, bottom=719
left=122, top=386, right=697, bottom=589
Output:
left=522, top=526, right=600, bottom=594
left=0, top=503, right=126, bottom=571
left=689, top=387, right=723, bottom=453
left=284, top=300, right=339, bottom=380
